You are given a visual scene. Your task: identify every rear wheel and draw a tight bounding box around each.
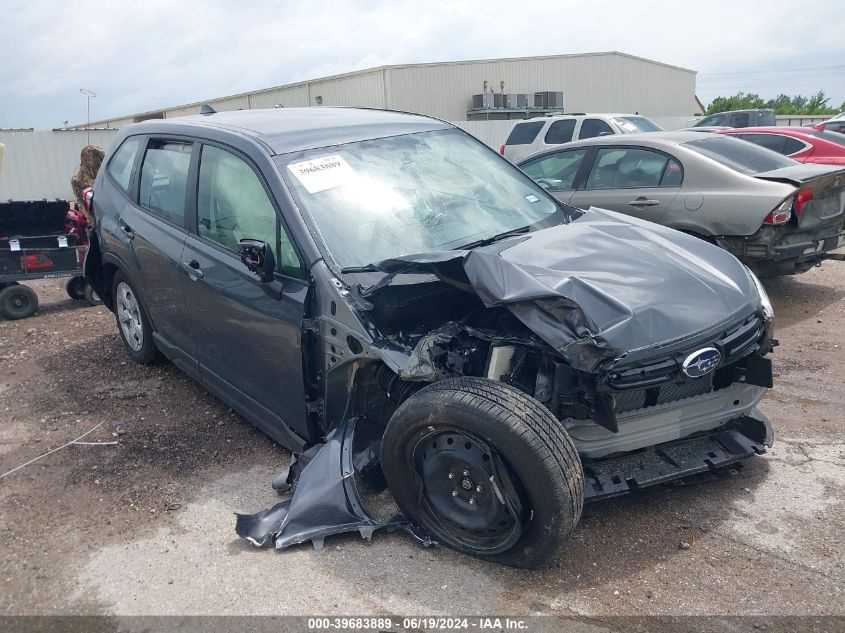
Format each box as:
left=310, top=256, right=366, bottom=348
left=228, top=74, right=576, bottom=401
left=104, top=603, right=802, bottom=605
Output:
left=381, top=376, right=584, bottom=568
left=112, top=272, right=159, bottom=364
left=0, top=284, right=38, bottom=320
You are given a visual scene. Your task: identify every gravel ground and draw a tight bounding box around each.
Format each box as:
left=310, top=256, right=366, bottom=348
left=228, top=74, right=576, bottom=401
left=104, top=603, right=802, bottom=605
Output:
left=0, top=265, right=843, bottom=622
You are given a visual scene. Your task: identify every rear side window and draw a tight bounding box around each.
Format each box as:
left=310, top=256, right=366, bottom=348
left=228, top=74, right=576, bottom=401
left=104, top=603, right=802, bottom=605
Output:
left=738, top=133, right=788, bottom=155
left=586, top=148, right=682, bottom=189
left=520, top=149, right=589, bottom=190
left=686, top=136, right=795, bottom=175
left=731, top=112, right=750, bottom=127
left=579, top=119, right=614, bottom=140
left=782, top=137, right=807, bottom=155
left=138, top=140, right=193, bottom=226
left=544, top=120, right=576, bottom=144
left=106, top=136, right=142, bottom=194
left=757, top=111, right=776, bottom=126
left=506, top=121, right=545, bottom=145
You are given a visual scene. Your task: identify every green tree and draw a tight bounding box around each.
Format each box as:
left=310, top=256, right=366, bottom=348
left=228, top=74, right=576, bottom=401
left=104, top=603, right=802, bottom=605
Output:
left=707, top=92, right=766, bottom=114
left=706, top=91, right=839, bottom=116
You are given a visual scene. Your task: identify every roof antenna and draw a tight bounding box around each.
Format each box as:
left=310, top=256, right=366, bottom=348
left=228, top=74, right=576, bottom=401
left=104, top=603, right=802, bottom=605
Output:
left=199, top=104, right=217, bottom=115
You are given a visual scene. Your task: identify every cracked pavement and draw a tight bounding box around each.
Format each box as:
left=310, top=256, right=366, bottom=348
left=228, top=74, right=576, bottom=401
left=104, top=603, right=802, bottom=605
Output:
left=0, top=262, right=843, bottom=619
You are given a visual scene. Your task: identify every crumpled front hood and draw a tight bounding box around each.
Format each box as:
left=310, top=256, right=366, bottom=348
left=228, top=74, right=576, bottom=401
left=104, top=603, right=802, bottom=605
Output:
left=481, top=208, right=758, bottom=349
left=365, top=207, right=761, bottom=372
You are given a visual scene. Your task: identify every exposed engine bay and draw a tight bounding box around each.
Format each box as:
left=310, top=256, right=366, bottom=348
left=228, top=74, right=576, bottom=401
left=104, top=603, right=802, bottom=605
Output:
left=237, top=218, right=776, bottom=553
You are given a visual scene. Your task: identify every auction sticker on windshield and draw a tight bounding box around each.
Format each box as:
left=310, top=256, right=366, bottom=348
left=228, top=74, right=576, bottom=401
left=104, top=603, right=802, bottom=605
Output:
left=288, top=154, right=356, bottom=193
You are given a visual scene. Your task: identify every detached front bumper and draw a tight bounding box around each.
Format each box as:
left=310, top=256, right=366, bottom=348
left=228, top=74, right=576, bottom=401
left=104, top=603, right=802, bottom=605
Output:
left=583, top=408, right=773, bottom=502
left=718, top=226, right=845, bottom=276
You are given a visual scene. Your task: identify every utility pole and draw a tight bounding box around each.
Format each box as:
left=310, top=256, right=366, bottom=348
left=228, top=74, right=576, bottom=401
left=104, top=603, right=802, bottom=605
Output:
left=79, top=89, right=96, bottom=144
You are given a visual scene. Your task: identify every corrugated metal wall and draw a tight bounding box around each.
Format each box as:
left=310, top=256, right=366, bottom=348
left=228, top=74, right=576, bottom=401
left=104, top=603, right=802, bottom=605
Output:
left=452, top=120, right=514, bottom=148
left=308, top=70, right=385, bottom=108
left=247, top=85, right=310, bottom=109
left=0, top=129, right=120, bottom=200
left=386, top=53, right=695, bottom=120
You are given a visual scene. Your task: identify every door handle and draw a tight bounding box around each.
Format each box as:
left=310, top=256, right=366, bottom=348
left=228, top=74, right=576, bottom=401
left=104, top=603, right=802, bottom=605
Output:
left=182, top=260, right=204, bottom=279
left=119, top=218, right=134, bottom=239
left=627, top=198, right=660, bottom=207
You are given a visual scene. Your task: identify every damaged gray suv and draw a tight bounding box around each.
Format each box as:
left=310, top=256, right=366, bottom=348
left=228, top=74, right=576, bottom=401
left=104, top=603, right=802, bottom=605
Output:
left=85, top=108, right=775, bottom=568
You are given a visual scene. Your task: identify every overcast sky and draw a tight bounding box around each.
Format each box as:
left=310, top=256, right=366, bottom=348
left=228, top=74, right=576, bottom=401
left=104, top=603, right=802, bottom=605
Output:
left=2, top=0, right=843, bottom=129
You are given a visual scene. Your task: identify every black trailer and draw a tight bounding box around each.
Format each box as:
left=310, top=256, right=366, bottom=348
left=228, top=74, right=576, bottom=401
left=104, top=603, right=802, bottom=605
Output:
left=0, top=200, right=100, bottom=320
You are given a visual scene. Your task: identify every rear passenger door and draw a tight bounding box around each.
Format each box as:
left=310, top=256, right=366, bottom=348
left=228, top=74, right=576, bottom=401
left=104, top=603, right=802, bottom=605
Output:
left=119, top=137, right=198, bottom=374
left=578, top=118, right=614, bottom=140
left=569, top=146, right=682, bottom=224
left=180, top=142, right=310, bottom=448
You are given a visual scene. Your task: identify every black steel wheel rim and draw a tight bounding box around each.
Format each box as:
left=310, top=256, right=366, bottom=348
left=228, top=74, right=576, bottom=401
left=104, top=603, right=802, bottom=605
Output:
left=408, top=427, right=525, bottom=554
left=11, top=292, right=29, bottom=310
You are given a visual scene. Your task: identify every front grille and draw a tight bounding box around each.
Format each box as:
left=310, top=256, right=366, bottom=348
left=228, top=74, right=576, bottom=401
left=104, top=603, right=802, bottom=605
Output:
left=607, top=314, right=763, bottom=390
left=611, top=375, right=714, bottom=414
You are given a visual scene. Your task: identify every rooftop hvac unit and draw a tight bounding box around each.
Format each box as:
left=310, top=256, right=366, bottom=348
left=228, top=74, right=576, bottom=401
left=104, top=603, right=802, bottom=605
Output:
left=493, top=93, right=504, bottom=108
left=540, top=91, right=565, bottom=109
left=504, top=94, right=530, bottom=109
left=533, top=92, right=545, bottom=108
left=471, top=91, right=498, bottom=110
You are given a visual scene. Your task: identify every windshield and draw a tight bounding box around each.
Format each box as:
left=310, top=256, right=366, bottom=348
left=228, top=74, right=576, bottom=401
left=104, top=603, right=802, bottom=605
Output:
left=275, top=129, right=562, bottom=269
left=611, top=116, right=663, bottom=133
left=685, top=135, right=796, bottom=175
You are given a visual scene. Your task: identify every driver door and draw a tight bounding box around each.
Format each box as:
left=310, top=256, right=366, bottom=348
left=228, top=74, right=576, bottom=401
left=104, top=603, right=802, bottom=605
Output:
left=518, top=148, right=591, bottom=204
left=180, top=142, right=310, bottom=449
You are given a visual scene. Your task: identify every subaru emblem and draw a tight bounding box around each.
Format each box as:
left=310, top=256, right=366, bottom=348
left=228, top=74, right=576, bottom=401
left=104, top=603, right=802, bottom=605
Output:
left=682, top=347, right=721, bottom=378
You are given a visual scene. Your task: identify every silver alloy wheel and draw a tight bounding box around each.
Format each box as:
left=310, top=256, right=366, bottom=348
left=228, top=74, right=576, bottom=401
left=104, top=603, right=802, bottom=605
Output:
left=116, top=282, right=143, bottom=352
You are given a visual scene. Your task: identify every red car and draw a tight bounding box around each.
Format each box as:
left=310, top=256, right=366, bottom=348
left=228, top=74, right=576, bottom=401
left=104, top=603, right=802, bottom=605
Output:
left=717, top=126, right=845, bottom=165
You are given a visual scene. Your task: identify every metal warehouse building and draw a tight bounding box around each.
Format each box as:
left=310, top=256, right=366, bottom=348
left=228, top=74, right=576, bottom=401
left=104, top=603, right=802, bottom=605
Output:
left=74, top=51, right=698, bottom=129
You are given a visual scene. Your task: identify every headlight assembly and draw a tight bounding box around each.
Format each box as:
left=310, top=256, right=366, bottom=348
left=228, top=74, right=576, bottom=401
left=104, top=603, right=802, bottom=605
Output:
left=747, top=267, right=774, bottom=320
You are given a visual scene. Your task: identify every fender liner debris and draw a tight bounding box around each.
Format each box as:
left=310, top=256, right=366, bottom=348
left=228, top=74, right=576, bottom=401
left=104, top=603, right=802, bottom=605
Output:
left=235, top=417, right=433, bottom=551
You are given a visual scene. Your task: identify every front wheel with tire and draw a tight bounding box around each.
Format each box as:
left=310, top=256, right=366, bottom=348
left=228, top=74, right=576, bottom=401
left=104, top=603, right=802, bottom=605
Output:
left=0, top=284, right=38, bottom=320
left=380, top=376, right=584, bottom=568
left=112, top=272, right=159, bottom=364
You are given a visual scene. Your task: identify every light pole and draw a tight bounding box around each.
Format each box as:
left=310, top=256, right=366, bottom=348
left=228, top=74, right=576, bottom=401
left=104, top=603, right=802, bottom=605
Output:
left=80, top=89, right=96, bottom=144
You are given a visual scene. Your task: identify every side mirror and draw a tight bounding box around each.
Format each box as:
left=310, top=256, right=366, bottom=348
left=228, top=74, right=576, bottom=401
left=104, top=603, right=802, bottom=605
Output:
left=238, top=239, right=276, bottom=283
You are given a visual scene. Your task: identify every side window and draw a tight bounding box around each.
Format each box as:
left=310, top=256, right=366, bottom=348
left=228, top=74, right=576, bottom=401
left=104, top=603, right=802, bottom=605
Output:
left=106, top=136, right=142, bottom=194
left=661, top=158, right=683, bottom=186
left=138, top=140, right=192, bottom=226
left=782, top=137, right=807, bottom=155
left=731, top=112, right=750, bottom=127
left=521, top=149, right=588, bottom=191
left=544, top=119, right=576, bottom=145
left=579, top=119, right=614, bottom=140
left=505, top=121, right=545, bottom=145
left=197, top=145, right=302, bottom=278
left=586, top=147, right=677, bottom=189
left=739, top=134, right=788, bottom=155
left=697, top=113, right=727, bottom=127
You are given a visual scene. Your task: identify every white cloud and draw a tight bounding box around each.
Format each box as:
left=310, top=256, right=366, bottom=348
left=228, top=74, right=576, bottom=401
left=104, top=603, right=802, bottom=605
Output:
left=1, top=0, right=842, bottom=128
